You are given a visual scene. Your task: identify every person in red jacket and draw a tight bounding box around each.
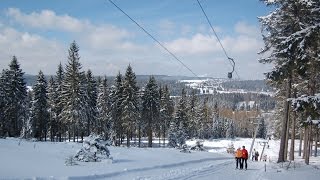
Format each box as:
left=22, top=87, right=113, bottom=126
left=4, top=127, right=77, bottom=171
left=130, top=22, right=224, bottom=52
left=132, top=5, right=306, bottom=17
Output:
left=241, top=146, right=248, bottom=170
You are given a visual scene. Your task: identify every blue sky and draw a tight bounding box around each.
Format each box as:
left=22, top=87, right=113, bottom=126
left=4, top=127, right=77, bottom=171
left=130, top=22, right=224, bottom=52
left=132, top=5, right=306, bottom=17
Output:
left=0, top=0, right=273, bottom=79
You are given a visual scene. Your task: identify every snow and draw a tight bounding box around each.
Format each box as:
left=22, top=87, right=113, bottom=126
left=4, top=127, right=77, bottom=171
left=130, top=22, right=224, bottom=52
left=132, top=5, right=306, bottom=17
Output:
left=0, top=138, right=319, bottom=179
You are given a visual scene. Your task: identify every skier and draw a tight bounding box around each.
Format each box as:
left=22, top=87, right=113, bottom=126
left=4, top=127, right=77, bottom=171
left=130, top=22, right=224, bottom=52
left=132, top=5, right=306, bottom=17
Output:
left=241, top=146, right=248, bottom=170
left=255, top=151, right=259, bottom=161
left=252, top=149, right=256, bottom=161
left=234, top=147, right=242, bottom=169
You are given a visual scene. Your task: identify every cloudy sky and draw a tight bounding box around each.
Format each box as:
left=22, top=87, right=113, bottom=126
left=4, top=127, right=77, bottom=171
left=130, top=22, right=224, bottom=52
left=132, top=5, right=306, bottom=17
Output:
left=0, top=0, right=273, bottom=79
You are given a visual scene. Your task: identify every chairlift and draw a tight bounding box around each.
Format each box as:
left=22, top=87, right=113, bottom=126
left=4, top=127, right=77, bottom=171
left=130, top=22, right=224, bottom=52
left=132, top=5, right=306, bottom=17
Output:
left=227, top=57, right=235, bottom=79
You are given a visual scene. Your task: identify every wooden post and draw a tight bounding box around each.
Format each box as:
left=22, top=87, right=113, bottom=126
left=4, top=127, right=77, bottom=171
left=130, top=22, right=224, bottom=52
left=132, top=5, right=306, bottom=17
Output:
left=249, top=117, right=260, bottom=158
left=260, top=141, right=267, bottom=161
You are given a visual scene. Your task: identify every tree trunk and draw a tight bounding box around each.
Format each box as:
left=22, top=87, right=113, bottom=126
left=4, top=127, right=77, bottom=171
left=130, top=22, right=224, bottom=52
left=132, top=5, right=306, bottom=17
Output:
left=148, top=126, right=152, bottom=147
left=163, top=125, right=166, bottom=147
left=73, top=124, right=76, bottom=142
left=299, top=127, right=302, bottom=157
left=289, top=111, right=296, bottom=161
left=159, top=128, right=161, bottom=147
left=88, top=118, right=90, bottom=137
left=138, top=125, right=141, bottom=148
left=134, top=127, right=137, bottom=146
left=277, top=77, right=291, bottom=163
left=310, top=125, right=313, bottom=155
left=148, top=114, right=153, bottom=148
left=305, top=125, right=310, bottom=165
left=315, top=129, right=318, bottom=157
left=127, top=130, right=130, bottom=147
left=303, top=125, right=308, bottom=159
left=284, top=116, right=290, bottom=161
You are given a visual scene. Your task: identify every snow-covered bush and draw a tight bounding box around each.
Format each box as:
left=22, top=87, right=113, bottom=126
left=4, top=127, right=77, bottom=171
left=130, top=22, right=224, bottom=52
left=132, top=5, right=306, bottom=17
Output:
left=179, top=144, right=191, bottom=153
left=190, top=141, right=206, bottom=151
left=74, top=134, right=112, bottom=162
left=65, top=155, right=78, bottom=166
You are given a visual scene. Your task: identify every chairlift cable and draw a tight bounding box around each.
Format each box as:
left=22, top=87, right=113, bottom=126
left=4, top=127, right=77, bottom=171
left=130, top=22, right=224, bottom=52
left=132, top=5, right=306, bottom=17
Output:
left=196, top=0, right=240, bottom=79
left=108, top=0, right=201, bottom=79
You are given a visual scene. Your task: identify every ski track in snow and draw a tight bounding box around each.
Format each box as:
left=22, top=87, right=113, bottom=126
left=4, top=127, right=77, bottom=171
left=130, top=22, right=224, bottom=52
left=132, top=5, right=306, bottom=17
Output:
left=68, top=157, right=233, bottom=180
left=160, top=160, right=233, bottom=180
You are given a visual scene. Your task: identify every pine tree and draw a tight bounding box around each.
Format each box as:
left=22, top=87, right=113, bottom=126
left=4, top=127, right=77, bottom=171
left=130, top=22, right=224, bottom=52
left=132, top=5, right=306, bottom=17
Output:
left=174, top=88, right=188, bottom=145
left=198, top=99, right=211, bottom=139
left=257, top=118, right=267, bottom=139
left=121, top=65, right=139, bottom=147
left=61, top=41, right=87, bottom=142
left=176, top=121, right=187, bottom=147
left=259, top=0, right=320, bottom=163
left=110, top=72, right=124, bottom=146
left=142, top=76, right=160, bottom=147
left=159, top=85, right=174, bottom=146
left=226, top=119, right=236, bottom=139
left=31, top=71, right=49, bottom=141
left=47, top=76, right=58, bottom=141
left=21, top=90, right=33, bottom=139
left=2, top=56, right=27, bottom=137
left=85, top=69, right=97, bottom=136
left=55, top=63, right=64, bottom=142
left=167, top=121, right=178, bottom=148
left=0, top=70, right=6, bottom=136
left=97, top=76, right=111, bottom=140
left=212, top=102, right=223, bottom=138
left=187, top=90, right=198, bottom=138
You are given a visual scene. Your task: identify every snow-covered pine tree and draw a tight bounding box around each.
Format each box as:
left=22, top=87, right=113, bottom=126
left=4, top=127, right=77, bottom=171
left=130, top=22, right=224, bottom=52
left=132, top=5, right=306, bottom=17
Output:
left=31, top=71, right=49, bottom=141
left=198, top=98, right=211, bottom=139
left=2, top=57, right=27, bottom=137
left=47, top=76, right=58, bottom=141
left=61, top=41, right=87, bottom=142
left=187, top=89, right=199, bottom=138
left=174, top=88, right=188, bottom=145
left=212, top=102, right=223, bottom=138
left=167, top=121, right=178, bottom=148
left=97, top=76, right=112, bottom=140
left=142, top=76, right=160, bottom=147
left=159, top=85, right=174, bottom=146
left=259, top=0, right=320, bottom=163
left=21, top=90, right=33, bottom=139
left=226, top=119, right=235, bottom=139
left=55, top=63, right=64, bottom=142
left=121, top=65, right=139, bottom=147
left=0, top=70, right=6, bottom=137
left=85, top=70, right=97, bottom=136
left=110, top=72, right=124, bottom=146
left=257, top=117, right=267, bottom=139
left=176, top=121, right=187, bottom=147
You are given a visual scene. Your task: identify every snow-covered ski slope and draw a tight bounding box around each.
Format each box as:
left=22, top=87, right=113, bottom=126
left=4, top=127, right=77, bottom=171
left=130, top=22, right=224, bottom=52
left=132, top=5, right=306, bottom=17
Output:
left=0, top=138, right=319, bottom=179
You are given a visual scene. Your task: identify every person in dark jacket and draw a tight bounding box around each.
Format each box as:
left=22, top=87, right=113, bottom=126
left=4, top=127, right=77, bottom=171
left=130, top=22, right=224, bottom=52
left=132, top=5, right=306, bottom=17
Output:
left=241, top=146, right=248, bottom=170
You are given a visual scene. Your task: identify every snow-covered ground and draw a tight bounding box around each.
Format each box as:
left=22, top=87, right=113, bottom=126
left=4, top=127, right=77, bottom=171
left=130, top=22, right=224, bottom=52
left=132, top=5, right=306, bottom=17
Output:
left=0, top=138, right=319, bottom=179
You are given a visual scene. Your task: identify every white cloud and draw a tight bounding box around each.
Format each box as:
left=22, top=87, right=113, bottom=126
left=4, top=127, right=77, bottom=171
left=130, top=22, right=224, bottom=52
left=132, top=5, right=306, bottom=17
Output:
left=5, top=8, right=139, bottom=53
left=234, top=21, right=260, bottom=37
left=0, top=26, right=66, bottom=75
left=165, top=33, right=221, bottom=55
left=7, top=8, right=87, bottom=32
left=164, top=22, right=263, bottom=55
